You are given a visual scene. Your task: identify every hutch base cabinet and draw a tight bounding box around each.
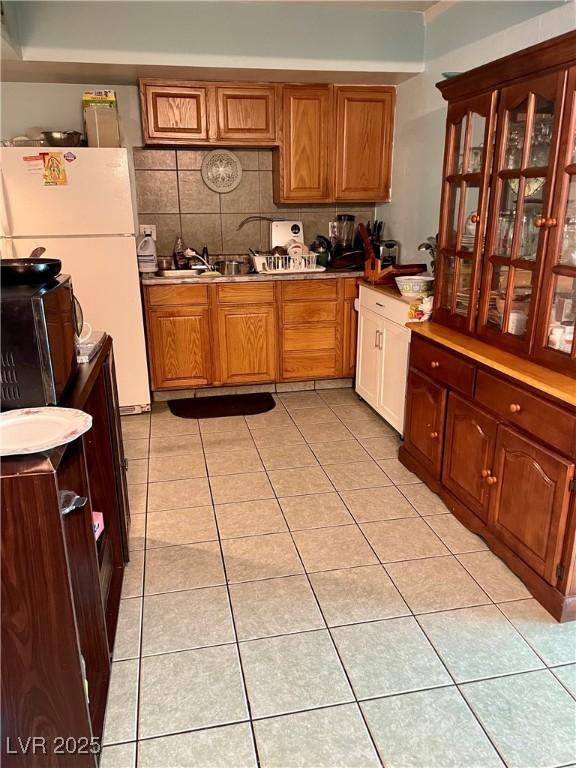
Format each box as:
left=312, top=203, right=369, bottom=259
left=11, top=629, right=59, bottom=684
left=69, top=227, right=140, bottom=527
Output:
left=399, top=327, right=576, bottom=622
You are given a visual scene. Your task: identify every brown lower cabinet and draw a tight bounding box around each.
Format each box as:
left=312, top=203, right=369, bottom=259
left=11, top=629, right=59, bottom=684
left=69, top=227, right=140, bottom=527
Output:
left=143, top=278, right=358, bottom=389
left=399, top=329, right=576, bottom=622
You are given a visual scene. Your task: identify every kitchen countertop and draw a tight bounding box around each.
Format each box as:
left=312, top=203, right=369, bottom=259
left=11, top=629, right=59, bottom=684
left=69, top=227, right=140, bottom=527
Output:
left=409, top=321, right=576, bottom=408
left=141, top=270, right=364, bottom=285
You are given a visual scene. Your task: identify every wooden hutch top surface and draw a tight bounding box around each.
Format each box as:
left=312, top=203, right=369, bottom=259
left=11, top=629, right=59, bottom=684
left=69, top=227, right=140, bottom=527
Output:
left=408, top=322, right=576, bottom=408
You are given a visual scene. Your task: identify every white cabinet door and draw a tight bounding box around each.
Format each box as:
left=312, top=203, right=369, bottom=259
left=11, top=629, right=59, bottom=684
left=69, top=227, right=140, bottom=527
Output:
left=355, top=306, right=384, bottom=409
left=378, top=317, right=411, bottom=434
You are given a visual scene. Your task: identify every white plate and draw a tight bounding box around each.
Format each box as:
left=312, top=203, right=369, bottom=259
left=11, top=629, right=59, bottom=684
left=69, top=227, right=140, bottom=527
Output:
left=0, top=407, right=92, bottom=456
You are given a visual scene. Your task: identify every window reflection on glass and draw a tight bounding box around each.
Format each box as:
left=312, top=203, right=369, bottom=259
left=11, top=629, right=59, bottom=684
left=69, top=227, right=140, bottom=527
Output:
left=461, top=184, right=480, bottom=253
left=447, top=185, right=460, bottom=248
left=547, top=275, right=575, bottom=354
left=440, top=255, right=455, bottom=309
left=505, top=100, right=528, bottom=169
left=560, top=178, right=576, bottom=267
left=455, top=260, right=473, bottom=316
left=452, top=119, right=466, bottom=175
left=466, top=113, right=485, bottom=173
left=528, top=95, right=554, bottom=168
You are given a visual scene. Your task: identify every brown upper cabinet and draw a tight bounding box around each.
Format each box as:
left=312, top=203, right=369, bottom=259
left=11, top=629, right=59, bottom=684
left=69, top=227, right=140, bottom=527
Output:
left=274, top=85, right=395, bottom=203
left=139, top=80, right=278, bottom=145
left=334, top=87, right=395, bottom=201
left=274, top=85, right=333, bottom=203
left=139, top=79, right=395, bottom=202
left=142, top=82, right=210, bottom=143
left=432, top=31, right=576, bottom=375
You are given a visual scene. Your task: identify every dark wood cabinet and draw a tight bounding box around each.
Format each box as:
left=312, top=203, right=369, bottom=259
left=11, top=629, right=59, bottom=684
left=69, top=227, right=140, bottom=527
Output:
left=489, top=425, right=574, bottom=583
left=443, top=393, right=497, bottom=522
left=274, top=85, right=332, bottom=203
left=1, top=338, right=128, bottom=762
left=334, top=87, right=395, bottom=202
left=399, top=327, right=576, bottom=621
left=403, top=369, right=446, bottom=479
left=433, top=31, right=576, bottom=375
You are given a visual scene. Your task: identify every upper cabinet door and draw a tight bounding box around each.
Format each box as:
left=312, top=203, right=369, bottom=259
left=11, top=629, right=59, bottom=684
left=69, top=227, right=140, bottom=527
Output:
left=535, top=66, right=576, bottom=374
left=141, top=82, right=210, bottom=143
left=216, top=86, right=277, bottom=143
left=477, top=71, right=567, bottom=355
left=275, top=85, right=332, bottom=203
left=334, top=87, right=395, bottom=202
left=433, top=92, right=498, bottom=334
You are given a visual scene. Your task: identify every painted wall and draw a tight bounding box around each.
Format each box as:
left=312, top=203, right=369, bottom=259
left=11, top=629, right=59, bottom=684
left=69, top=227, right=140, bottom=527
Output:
left=11, top=1, right=424, bottom=75
left=0, top=82, right=142, bottom=145
left=379, top=0, right=576, bottom=264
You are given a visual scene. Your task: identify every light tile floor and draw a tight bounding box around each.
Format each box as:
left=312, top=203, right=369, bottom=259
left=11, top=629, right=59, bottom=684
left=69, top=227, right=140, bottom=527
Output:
left=104, top=390, right=576, bottom=768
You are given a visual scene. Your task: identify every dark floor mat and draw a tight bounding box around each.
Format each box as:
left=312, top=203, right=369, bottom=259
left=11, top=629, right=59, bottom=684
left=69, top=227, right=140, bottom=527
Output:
left=168, top=392, right=276, bottom=419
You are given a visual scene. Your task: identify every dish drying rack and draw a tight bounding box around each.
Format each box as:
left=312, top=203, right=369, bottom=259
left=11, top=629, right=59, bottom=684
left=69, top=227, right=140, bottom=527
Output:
left=251, top=252, right=326, bottom=274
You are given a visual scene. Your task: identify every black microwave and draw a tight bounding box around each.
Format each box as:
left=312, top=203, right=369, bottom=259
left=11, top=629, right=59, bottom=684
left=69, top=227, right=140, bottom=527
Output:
left=0, top=276, right=79, bottom=410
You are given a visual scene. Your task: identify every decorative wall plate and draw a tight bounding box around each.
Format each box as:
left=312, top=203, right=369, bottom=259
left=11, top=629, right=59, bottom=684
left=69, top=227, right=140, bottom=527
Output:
left=201, top=150, right=242, bottom=193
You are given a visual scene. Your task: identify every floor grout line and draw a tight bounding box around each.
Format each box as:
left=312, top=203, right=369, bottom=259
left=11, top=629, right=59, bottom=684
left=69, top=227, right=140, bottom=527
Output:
left=115, top=397, right=575, bottom=766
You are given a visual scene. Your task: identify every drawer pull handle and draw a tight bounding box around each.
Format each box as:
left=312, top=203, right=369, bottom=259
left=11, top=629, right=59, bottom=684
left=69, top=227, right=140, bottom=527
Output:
left=509, top=403, right=521, bottom=414
left=430, top=361, right=440, bottom=369
left=376, top=302, right=384, bottom=307
left=486, top=476, right=498, bottom=486
left=429, top=431, right=439, bottom=440
left=481, top=469, right=492, bottom=478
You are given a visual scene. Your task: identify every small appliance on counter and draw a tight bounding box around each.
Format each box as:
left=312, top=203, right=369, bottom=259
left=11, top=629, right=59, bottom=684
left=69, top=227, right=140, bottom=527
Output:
left=0, top=269, right=79, bottom=410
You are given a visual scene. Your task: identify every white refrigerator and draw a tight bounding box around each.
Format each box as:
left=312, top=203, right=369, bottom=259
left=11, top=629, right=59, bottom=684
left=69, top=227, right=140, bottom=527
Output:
left=0, top=147, right=150, bottom=412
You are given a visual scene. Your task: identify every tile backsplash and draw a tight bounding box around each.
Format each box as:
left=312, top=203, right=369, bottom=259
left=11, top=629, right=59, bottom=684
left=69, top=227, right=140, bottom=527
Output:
left=133, top=148, right=374, bottom=256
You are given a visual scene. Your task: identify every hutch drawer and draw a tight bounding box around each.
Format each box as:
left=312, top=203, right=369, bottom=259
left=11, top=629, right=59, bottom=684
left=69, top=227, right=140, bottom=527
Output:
left=410, top=335, right=475, bottom=397
left=475, top=370, right=576, bottom=457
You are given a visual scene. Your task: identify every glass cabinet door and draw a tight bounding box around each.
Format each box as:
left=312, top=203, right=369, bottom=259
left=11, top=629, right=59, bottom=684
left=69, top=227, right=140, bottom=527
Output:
left=433, top=92, right=497, bottom=332
left=535, top=67, right=576, bottom=373
left=478, top=71, right=567, bottom=354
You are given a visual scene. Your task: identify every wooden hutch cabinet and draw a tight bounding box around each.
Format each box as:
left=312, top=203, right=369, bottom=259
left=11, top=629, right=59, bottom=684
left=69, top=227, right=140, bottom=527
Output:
left=400, top=31, right=576, bottom=622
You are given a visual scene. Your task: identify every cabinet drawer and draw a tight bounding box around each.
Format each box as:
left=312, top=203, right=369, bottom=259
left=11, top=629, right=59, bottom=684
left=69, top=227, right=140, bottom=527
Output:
left=217, top=283, right=274, bottom=305
left=475, top=370, right=576, bottom=456
left=281, top=281, right=338, bottom=302
left=283, top=301, right=337, bottom=324
left=410, top=335, right=475, bottom=397
left=359, top=285, right=410, bottom=326
left=284, top=326, right=337, bottom=352
left=283, top=351, right=338, bottom=379
left=146, top=284, right=209, bottom=307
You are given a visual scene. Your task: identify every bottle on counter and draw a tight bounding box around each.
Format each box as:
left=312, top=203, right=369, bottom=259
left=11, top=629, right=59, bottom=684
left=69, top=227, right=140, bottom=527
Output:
left=201, top=245, right=209, bottom=264
left=173, top=236, right=188, bottom=269
left=137, top=229, right=158, bottom=273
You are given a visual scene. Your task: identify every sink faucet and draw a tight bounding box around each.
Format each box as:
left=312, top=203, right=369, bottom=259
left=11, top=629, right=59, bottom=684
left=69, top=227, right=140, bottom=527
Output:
left=236, top=215, right=286, bottom=231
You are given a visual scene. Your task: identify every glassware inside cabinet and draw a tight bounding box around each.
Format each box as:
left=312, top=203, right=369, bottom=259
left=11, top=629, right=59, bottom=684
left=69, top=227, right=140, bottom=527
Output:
left=506, top=269, right=533, bottom=336
left=439, top=255, right=455, bottom=310
left=547, top=275, right=576, bottom=354
left=560, top=179, right=576, bottom=267
left=452, top=119, right=466, bottom=175
left=466, top=112, right=486, bottom=173
left=528, top=95, right=555, bottom=168
left=447, top=184, right=461, bottom=248
left=487, top=264, right=509, bottom=328
left=505, top=100, right=528, bottom=169
left=461, top=185, right=480, bottom=253
left=496, top=210, right=515, bottom=257
left=455, top=260, right=473, bottom=316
